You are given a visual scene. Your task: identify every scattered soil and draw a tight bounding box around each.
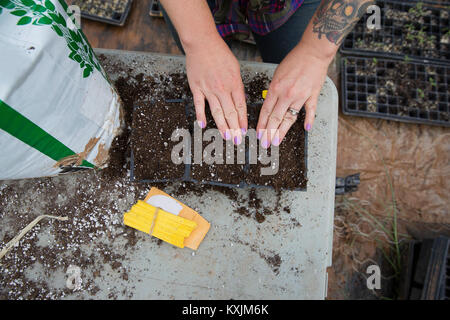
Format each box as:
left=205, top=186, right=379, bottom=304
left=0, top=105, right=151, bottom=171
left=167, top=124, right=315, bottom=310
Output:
left=233, top=238, right=283, bottom=274
left=248, top=188, right=262, bottom=210
left=263, top=253, right=281, bottom=274
left=255, top=212, right=266, bottom=223
left=235, top=206, right=251, bottom=218
left=0, top=58, right=302, bottom=299
left=231, top=188, right=286, bottom=224
left=0, top=170, right=142, bottom=299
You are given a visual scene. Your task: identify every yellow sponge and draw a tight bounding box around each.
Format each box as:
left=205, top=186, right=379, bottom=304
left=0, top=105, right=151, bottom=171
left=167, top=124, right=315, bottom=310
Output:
left=124, top=200, right=197, bottom=248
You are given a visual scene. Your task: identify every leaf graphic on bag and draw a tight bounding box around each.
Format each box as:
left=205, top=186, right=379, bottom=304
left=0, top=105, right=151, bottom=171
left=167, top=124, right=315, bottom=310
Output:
left=17, top=15, right=31, bottom=25
left=0, top=0, right=107, bottom=80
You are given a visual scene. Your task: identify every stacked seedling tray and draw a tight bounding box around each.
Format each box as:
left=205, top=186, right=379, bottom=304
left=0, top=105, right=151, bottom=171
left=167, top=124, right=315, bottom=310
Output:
left=71, top=0, right=133, bottom=26
left=341, top=0, right=449, bottom=63
left=341, top=56, right=449, bottom=126
left=340, top=0, right=450, bottom=126
left=130, top=100, right=308, bottom=191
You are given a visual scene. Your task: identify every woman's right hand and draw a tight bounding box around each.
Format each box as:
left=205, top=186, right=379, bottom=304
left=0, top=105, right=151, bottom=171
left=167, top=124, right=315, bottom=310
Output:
left=185, top=37, right=247, bottom=145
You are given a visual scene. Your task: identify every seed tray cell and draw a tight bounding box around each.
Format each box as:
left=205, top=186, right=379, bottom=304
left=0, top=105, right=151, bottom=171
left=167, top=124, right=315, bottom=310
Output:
left=71, top=0, right=133, bottom=26
left=341, top=55, right=450, bottom=126
left=130, top=101, right=308, bottom=191
left=340, top=0, right=450, bottom=64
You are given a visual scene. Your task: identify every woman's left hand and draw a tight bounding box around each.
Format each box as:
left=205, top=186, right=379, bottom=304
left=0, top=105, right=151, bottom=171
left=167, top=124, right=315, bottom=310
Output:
left=256, top=44, right=333, bottom=148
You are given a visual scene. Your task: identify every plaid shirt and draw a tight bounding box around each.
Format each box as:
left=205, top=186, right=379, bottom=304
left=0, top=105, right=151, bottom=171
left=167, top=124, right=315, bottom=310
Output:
left=212, top=0, right=305, bottom=38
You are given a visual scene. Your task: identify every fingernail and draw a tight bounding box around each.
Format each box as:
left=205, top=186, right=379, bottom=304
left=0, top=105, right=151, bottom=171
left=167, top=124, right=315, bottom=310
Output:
left=198, top=121, right=205, bottom=129
left=234, top=136, right=242, bottom=145
left=241, top=128, right=247, bottom=135
left=272, top=136, right=280, bottom=147
left=224, top=131, right=231, bottom=140
left=257, top=130, right=263, bottom=140
left=261, top=139, right=270, bottom=149
left=306, top=124, right=312, bottom=131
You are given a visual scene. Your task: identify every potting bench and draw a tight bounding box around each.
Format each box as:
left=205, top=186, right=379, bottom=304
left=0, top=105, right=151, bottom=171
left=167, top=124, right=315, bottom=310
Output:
left=13, top=49, right=338, bottom=300
left=94, top=49, right=338, bottom=299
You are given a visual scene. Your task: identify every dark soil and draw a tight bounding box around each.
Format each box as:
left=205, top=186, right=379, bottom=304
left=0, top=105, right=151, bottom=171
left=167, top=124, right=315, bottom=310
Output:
left=131, top=101, right=187, bottom=181
left=243, top=73, right=270, bottom=104
left=191, top=103, right=308, bottom=189
left=248, top=188, right=262, bottom=210
left=245, top=105, right=307, bottom=189
left=191, top=106, right=245, bottom=185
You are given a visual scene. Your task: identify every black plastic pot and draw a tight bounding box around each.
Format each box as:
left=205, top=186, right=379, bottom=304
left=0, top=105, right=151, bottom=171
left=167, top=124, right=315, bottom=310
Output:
left=341, top=55, right=450, bottom=127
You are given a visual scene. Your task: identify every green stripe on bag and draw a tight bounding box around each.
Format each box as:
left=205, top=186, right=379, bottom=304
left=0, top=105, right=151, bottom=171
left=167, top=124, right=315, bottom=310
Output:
left=0, top=99, right=95, bottom=168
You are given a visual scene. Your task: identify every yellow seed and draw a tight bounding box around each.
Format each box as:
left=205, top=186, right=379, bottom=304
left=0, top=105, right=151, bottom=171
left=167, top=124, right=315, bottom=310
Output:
left=262, top=90, right=268, bottom=99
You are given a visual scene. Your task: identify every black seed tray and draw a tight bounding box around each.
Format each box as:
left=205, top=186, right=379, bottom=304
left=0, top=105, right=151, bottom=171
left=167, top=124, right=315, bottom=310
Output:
left=130, top=101, right=308, bottom=191
left=341, top=55, right=450, bottom=126
left=390, top=0, right=450, bottom=7
left=340, top=0, right=450, bottom=65
left=72, top=0, right=133, bottom=27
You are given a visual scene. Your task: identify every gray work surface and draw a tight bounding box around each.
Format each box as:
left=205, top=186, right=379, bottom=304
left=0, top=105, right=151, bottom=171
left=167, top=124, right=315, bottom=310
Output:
left=1, top=49, right=338, bottom=300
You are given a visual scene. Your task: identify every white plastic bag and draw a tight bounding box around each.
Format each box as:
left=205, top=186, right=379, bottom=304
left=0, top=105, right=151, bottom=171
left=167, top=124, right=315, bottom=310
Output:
left=0, top=0, right=123, bottom=180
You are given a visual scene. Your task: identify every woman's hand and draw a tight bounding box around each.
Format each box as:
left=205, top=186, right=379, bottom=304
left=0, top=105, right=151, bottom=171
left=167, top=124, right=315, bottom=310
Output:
left=185, top=37, right=247, bottom=145
left=256, top=44, right=332, bottom=148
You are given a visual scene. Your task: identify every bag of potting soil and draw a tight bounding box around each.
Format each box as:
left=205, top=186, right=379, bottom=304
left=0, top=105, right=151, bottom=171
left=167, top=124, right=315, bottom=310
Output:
left=0, top=0, right=123, bottom=180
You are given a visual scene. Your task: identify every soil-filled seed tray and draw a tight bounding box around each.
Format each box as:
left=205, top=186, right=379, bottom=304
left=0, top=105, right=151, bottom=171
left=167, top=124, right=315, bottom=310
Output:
left=130, top=100, right=308, bottom=191
left=71, top=0, right=133, bottom=26
left=130, top=100, right=190, bottom=183
left=341, top=55, right=450, bottom=126
left=390, top=0, right=450, bottom=7
left=340, top=0, right=450, bottom=64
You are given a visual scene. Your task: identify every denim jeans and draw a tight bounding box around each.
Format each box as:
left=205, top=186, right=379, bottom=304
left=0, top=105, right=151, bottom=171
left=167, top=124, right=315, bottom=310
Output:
left=161, top=0, right=322, bottom=64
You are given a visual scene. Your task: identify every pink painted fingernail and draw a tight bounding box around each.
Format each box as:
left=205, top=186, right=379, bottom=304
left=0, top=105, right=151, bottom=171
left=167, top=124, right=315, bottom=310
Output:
left=306, top=124, right=312, bottom=131
left=198, top=121, right=206, bottom=129
left=257, top=130, right=263, bottom=140
left=272, top=136, right=281, bottom=147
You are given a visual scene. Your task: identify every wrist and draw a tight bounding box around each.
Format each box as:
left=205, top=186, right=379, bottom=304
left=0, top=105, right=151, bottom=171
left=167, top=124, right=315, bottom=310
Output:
left=181, top=31, right=224, bottom=54
left=294, top=40, right=336, bottom=65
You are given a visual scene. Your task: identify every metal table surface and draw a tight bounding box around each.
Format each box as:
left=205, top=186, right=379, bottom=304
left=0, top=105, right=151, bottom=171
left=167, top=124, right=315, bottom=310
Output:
left=1, top=49, right=338, bottom=300
left=94, top=49, right=339, bottom=299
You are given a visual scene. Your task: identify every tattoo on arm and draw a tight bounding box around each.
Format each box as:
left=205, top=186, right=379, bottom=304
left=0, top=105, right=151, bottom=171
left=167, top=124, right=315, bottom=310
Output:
left=312, top=0, right=375, bottom=45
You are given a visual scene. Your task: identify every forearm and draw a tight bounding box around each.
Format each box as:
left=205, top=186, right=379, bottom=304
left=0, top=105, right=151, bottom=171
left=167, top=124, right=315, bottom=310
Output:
left=160, top=0, right=222, bottom=52
left=296, top=0, right=375, bottom=61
